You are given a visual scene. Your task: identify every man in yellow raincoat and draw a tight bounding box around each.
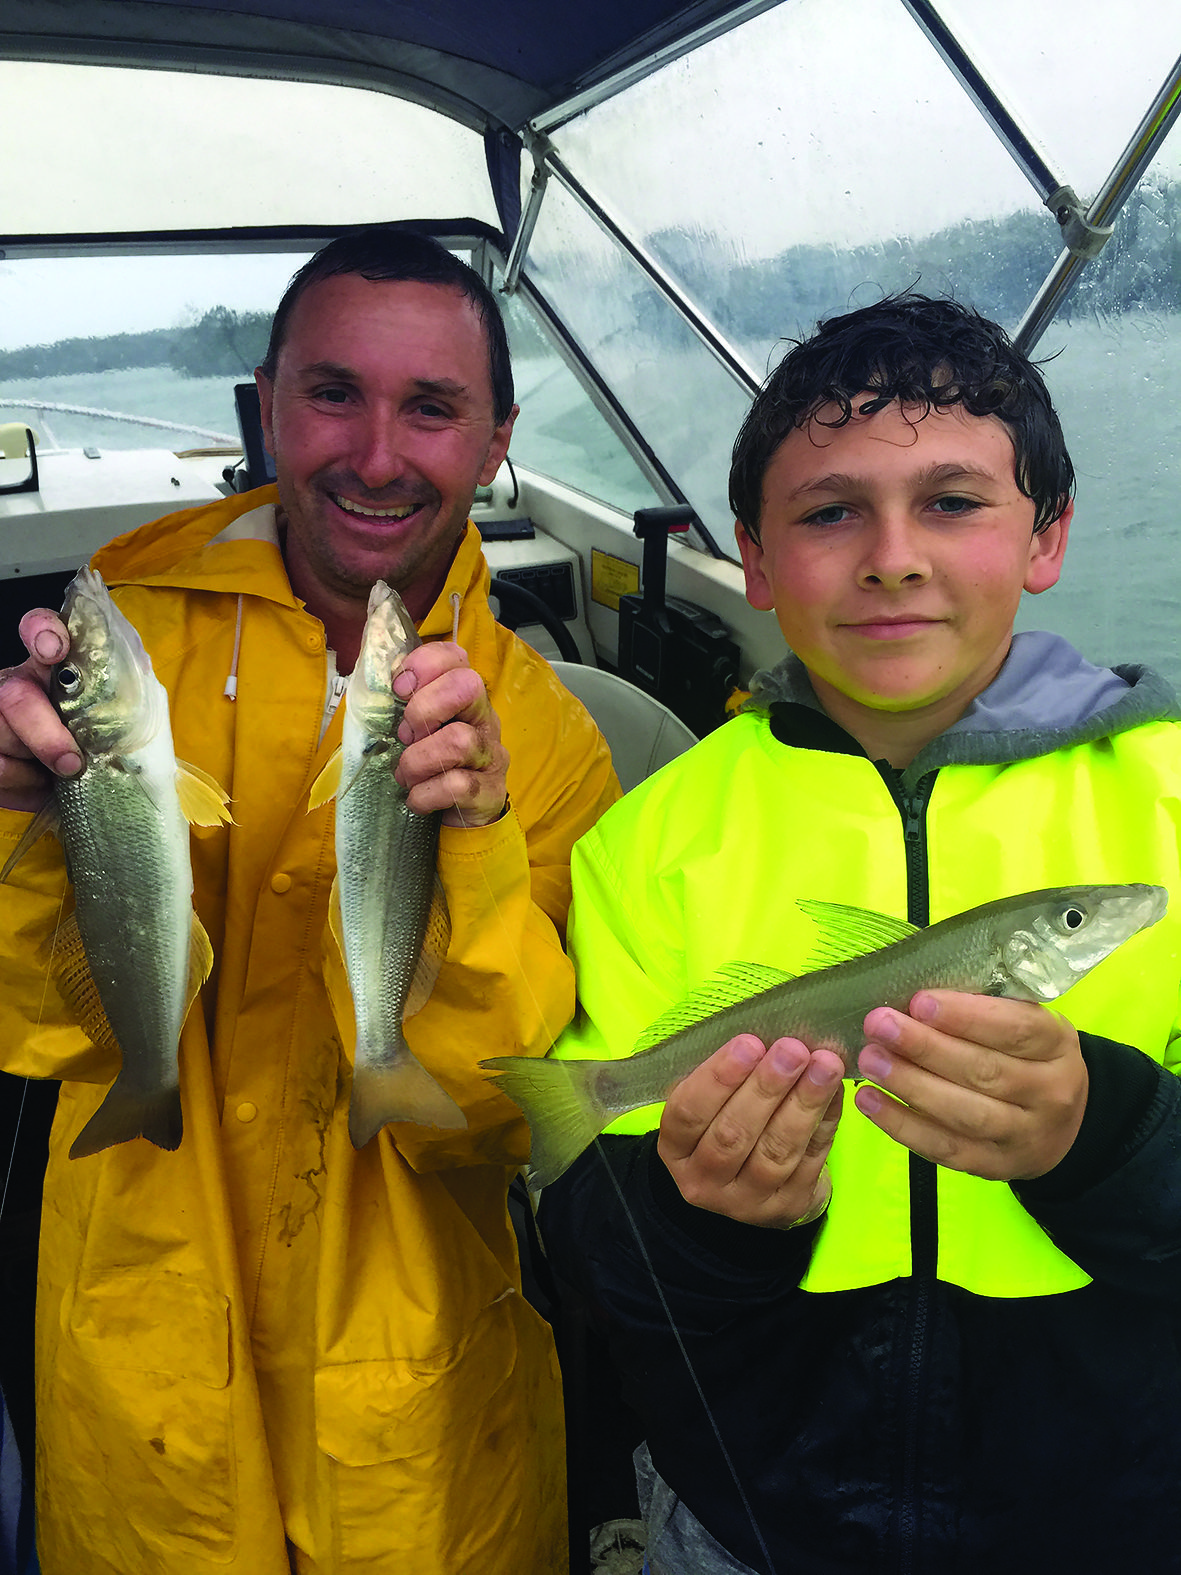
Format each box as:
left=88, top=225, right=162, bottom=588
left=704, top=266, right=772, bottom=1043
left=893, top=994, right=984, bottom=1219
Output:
left=0, top=230, right=618, bottom=1574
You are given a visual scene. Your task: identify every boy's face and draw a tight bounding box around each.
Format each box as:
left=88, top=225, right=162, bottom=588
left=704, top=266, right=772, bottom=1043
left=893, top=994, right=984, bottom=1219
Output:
left=737, top=400, right=1072, bottom=762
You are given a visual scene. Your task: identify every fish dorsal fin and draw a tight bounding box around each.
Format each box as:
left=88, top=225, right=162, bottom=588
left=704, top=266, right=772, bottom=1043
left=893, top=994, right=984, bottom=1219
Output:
left=185, top=913, right=215, bottom=1018
left=48, top=910, right=122, bottom=1055
left=634, top=961, right=795, bottom=1053
left=176, top=760, right=233, bottom=827
left=405, top=875, right=452, bottom=1019
left=308, top=748, right=343, bottom=812
left=0, top=797, right=61, bottom=882
left=797, top=898, right=918, bottom=970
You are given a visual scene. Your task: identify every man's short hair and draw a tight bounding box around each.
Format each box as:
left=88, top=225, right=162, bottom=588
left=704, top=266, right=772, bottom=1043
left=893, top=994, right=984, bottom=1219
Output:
left=729, top=293, right=1075, bottom=543
left=259, top=227, right=514, bottom=426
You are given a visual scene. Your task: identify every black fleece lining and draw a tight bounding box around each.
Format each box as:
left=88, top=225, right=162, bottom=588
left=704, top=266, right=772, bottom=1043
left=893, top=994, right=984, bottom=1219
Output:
left=767, top=701, right=867, bottom=758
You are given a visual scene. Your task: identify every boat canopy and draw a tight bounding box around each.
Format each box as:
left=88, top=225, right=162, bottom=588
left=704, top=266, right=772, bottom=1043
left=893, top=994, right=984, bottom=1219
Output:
left=1, top=0, right=1180, bottom=678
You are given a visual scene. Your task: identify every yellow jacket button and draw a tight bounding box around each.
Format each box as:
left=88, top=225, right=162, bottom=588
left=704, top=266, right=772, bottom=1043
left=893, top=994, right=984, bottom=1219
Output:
left=236, top=1102, right=258, bottom=1123
left=270, top=873, right=292, bottom=894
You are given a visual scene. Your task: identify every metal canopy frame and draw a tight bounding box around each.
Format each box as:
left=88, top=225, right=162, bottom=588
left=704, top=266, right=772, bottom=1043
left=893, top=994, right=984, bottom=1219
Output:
left=1, top=0, right=1179, bottom=518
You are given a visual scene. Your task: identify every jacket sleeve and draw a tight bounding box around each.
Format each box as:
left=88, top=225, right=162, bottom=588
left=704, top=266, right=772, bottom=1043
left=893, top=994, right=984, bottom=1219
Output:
left=324, top=652, right=621, bottom=1173
left=1013, top=1032, right=1181, bottom=1302
left=0, top=808, right=120, bottom=1083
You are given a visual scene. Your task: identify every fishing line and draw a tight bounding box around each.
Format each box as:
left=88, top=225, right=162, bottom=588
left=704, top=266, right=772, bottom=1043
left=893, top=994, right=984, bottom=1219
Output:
left=434, top=636, right=776, bottom=1573
left=594, top=1137, right=780, bottom=1575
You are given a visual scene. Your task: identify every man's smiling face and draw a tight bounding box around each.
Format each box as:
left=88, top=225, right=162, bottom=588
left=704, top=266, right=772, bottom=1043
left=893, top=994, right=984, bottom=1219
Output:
left=257, top=273, right=515, bottom=622
left=737, top=399, right=1072, bottom=762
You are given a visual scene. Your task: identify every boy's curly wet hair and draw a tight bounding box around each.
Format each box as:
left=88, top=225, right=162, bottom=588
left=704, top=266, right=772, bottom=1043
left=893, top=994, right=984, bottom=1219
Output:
left=729, top=294, right=1075, bottom=543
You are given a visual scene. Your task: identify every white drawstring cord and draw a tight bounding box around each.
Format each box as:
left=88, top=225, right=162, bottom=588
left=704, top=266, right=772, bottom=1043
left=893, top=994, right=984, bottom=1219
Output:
left=223, top=594, right=244, bottom=699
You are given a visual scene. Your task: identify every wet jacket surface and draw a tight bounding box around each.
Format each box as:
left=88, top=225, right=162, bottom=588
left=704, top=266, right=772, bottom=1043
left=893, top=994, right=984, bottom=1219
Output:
left=539, top=634, right=1181, bottom=1575
left=0, top=485, right=619, bottom=1574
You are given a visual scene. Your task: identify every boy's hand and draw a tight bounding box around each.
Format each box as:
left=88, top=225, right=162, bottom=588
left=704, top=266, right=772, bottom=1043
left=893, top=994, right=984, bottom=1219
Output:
left=657, top=1035, right=844, bottom=1229
left=855, top=991, right=1087, bottom=1180
left=392, top=642, right=509, bottom=828
left=0, top=609, right=81, bottom=813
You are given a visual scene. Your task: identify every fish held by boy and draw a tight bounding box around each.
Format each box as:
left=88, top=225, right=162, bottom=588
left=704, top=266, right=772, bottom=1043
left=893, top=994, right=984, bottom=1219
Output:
left=309, top=579, right=466, bottom=1144
left=483, top=883, right=1167, bottom=1188
left=0, top=567, right=231, bottom=1157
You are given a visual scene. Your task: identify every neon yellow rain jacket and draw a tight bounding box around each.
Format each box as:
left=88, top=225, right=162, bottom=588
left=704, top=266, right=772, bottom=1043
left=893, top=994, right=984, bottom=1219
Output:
left=0, top=485, right=618, bottom=1574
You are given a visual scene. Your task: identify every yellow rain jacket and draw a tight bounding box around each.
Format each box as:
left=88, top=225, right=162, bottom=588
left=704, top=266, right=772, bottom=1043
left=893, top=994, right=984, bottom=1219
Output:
left=0, top=485, right=618, bottom=1574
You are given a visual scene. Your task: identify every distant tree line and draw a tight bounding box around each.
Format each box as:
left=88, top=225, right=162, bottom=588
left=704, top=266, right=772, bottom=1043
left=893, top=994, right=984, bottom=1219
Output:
left=2, top=178, right=1177, bottom=385
left=0, top=306, right=271, bottom=382
left=640, top=172, right=1181, bottom=346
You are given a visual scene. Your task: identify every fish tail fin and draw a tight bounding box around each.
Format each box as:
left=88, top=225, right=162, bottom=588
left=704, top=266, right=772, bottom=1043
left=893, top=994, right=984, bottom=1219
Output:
left=348, top=1046, right=467, bottom=1147
left=480, top=1056, right=608, bottom=1190
left=69, top=1078, right=183, bottom=1159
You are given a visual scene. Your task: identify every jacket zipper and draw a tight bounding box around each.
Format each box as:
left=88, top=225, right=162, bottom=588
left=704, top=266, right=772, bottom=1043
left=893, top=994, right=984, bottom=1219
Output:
left=878, top=766, right=938, bottom=1575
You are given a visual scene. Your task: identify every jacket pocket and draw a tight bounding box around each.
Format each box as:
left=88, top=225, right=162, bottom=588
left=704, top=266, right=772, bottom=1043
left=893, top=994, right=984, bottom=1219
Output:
left=58, top=1272, right=237, bottom=1562
left=314, top=1289, right=517, bottom=1467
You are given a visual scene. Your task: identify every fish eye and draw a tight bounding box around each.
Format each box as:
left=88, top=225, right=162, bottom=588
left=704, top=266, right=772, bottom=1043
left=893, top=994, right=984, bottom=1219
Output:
left=56, top=665, right=82, bottom=693
left=1061, top=906, right=1085, bottom=930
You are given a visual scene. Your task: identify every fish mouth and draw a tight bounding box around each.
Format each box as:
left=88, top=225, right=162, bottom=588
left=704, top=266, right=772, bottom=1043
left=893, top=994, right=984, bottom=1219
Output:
left=330, top=493, right=421, bottom=522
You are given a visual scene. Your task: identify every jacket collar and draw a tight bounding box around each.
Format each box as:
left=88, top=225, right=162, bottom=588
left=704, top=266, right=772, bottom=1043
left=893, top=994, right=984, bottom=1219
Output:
left=749, top=631, right=1181, bottom=791
left=91, top=483, right=493, bottom=640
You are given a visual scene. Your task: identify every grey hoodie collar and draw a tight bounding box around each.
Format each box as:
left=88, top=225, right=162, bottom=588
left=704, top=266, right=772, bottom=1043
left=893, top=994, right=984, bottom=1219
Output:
left=748, top=631, right=1181, bottom=792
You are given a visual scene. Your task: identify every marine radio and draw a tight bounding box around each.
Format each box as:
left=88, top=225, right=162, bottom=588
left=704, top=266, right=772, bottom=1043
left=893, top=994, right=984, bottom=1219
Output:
left=616, top=505, right=740, bottom=739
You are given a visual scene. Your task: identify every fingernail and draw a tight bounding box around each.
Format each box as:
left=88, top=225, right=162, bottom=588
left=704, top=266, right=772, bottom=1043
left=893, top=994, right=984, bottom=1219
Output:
left=55, top=751, right=83, bottom=777
left=806, top=1059, right=838, bottom=1086
left=771, top=1042, right=805, bottom=1076
left=34, top=633, right=64, bottom=662
left=730, top=1039, right=763, bottom=1069
left=393, top=670, right=417, bottom=698
left=855, top=1085, right=883, bottom=1116
left=858, top=1046, right=892, bottom=1081
left=912, top=993, right=938, bottom=1023
left=868, top=1011, right=900, bottom=1043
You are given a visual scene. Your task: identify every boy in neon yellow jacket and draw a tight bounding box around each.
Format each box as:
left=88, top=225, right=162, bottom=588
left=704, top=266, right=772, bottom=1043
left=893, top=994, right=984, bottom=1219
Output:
left=539, top=295, right=1181, bottom=1575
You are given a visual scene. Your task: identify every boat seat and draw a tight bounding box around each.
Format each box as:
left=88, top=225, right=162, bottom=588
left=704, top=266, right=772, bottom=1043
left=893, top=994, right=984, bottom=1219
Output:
left=549, top=661, right=698, bottom=793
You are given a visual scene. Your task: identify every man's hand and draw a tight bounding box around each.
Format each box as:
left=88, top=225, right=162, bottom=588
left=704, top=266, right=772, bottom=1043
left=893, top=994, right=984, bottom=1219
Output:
left=855, top=991, right=1088, bottom=1181
left=657, top=1035, right=844, bottom=1229
left=392, top=642, right=509, bottom=828
left=0, top=610, right=81, bottom=813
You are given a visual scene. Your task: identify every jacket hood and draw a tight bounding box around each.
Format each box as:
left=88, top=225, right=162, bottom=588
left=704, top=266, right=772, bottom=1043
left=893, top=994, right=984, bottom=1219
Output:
left=748, top=630, right=1181, bottom=789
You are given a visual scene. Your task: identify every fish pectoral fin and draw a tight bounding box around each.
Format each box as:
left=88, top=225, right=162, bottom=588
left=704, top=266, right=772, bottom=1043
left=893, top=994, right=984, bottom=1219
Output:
left=0, top=798, right=61, bottom=881
left=308, top=748, right=343, bottom=811
left=185, top=913, right=215, bottom=1018
left=175, top=760, right=233, bottom=827
left=634, top=961, right=795, bottom=1052
left=796, top=897, right=919, bottom=969
left=48, top=911, right=122, bottom=1056
left=404, top=876, right=451, bottom=1019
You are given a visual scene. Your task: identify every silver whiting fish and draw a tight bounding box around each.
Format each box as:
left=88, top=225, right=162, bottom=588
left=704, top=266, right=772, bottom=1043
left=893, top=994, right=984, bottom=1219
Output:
left=1, top=567, right=230, bottom=1158
left=311, top=579, right=466, bottom=1144
left=483, top=883, right=1167, bottom=1188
